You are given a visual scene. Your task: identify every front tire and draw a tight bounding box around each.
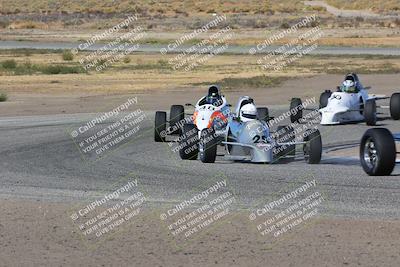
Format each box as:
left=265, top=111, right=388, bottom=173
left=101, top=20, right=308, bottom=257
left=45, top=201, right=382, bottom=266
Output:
left=364, top=99, right=377, bottom=126
left=199, top=128, right=217, bottom=163
left=303, top=129, right=322, bottom=164
left=154, top=111, right=167, bottom=142
left=170, top=105, right=185, bottom=135
left=257, top=107, right=269, bottom=122
left=290, top=98, right=303, bottom=123
left=319, top=90, right=332, bottom=109
left=360, top=128, right=396, bottom=176
left=179, top=124, right=199, bottom=160
left=390, top=93, right=400, bottom=120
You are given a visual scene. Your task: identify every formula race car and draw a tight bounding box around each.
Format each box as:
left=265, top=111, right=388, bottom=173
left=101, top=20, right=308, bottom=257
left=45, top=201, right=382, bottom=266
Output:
left=179, top=96, right=322, bottom=164
left=360, top=128, right=398, bottom=176
left=154, top=85, right=230, bottom=143
left=290, top=73, right=400, bottom=126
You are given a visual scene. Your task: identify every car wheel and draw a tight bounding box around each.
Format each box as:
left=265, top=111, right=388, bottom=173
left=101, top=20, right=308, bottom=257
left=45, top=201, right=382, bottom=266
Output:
left=390, top=93, right=400, bottom=120
left=179, top=124, right=199, bottom=160
left=360, top=128, right=396, bottom=176
left=303, top=129, right=322, bottom=164
left=319, top=90, right=332, bottom=109
left=364, top=99, right=377, bottom=126
left=170, top=105, right=185, bottom=135
left=257, top=107, right=269, bottom=122
left=199, top=128, right=217, bottom=163
left=154, top=111, right=167, bottom=142
left=275, top=125, right=295, bottom=160
left=290, top=98, right=303, bottom=123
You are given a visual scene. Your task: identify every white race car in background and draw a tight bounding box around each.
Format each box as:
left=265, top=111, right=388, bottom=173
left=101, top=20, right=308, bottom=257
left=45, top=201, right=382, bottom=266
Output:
left=360, top=128, right=399, bottom=176
left=179, top=96, right=322, bottom=164
left=290, top=73, right=400, bottom=126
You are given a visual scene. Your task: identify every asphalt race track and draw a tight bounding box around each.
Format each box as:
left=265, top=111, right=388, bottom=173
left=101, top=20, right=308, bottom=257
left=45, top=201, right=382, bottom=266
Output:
left=1, top=107, right=399, bottom=220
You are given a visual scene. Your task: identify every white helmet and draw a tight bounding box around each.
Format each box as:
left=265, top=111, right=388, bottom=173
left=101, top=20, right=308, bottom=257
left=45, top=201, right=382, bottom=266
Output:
left=240, top=103, right=257, bottom=122
left=341, top=80, right=356, bottom=92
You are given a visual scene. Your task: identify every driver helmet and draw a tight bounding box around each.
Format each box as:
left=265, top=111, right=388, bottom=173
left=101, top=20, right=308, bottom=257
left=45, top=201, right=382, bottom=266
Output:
left=206, top=85, right=221, bottom=106
left=240, top=103, right=257, bottom=122
left=341, top=79, right=356, bottom=93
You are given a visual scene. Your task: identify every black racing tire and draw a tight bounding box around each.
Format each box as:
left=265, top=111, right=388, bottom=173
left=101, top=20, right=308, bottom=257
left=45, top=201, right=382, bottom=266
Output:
left=179, top=124, right=199, bottom=160
left=360, top=128, right=396, bottom=176
left=199, top=128, right=217, bottom=163
left=290, top=98, right=303, bottom=123
left=226, top=128, right=234, bottom=154
left=390, top=93, right=400, bottom=120
left=364, top=99, right=377, bottom=126
left=275, top=125, right=295, bottom=160
left=154, top=111, right=167, bottom=142
left=319, top=90, right=332, bottom=109
left=303, top=129, right=322, bottom=164
left=257, top=107, right=269, bottom=122
left=169, top=105, right=185, bottom=135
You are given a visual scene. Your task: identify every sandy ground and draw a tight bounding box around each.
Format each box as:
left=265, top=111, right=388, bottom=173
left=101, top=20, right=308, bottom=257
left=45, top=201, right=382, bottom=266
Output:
left=1, top=199, right=399, bottom=266
left=1, top=27, right=400, bottom=46
left=1, top=73, right=399, bottom=116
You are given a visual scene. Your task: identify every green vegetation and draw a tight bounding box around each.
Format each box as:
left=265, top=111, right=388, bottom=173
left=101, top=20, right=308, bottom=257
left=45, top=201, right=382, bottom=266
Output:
left=123, top=57, right=131, bottom=64
left=62, top=50, right=74, bottom=61
left=0, top=92, right=8, bottom=102
left=2, top=59, right=17, bottom=69
left=1, top=61, right=86, bottom=75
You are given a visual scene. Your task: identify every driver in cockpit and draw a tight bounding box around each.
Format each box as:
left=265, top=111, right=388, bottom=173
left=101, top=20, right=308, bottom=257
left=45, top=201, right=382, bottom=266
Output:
left=340, top=73, right=363, bottom=93
left=206, top=85, right=223, bottom=106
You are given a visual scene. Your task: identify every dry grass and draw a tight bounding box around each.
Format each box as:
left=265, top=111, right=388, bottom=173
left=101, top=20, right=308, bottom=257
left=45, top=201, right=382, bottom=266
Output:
left=1, top=0, right=398, bottom=15
left=0, top=49, right=399, bottom=94
left=326, top=0, right=400, bottom=12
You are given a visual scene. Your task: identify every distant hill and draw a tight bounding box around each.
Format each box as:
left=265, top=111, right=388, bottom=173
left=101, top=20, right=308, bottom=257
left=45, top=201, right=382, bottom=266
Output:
left=0, top=0, right=398, bottom=15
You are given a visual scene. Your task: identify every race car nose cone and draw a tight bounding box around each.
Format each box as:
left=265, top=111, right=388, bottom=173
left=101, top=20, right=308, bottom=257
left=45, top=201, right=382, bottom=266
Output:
left=320, top=111, right=337, bottom=125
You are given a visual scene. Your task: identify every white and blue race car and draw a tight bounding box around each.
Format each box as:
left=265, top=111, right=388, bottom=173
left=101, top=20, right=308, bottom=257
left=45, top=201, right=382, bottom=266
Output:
left=179, top=96, right=322, bottom=164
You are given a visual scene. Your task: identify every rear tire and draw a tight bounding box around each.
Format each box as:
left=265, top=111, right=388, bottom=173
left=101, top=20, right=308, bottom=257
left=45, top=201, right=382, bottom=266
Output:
left=390, top=93, right=400, bottom=120
left=360, top=128, right=396, bottom=176
left=319, top=90, right=332, bottom=109
left=290, top=98, right=303, bottom=123
left=154, top=111, right=167, bottom=142
left=364, top=99, right=377, bottom=126
left=199, top=128, right=217, bottom=163
left=257, top=107, right=269, bottom=122
left=303, top=129, right=322, bottom=164
left=179, top=124, right=199, bottom=160
left=170, top=105, right=185, bottom=135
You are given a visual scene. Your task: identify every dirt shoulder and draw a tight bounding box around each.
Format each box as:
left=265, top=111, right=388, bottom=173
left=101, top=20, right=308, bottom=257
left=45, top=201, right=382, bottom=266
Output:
left=0, top=198, right=398, bottom=266
left=1, top=74, right=399, bottom=117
